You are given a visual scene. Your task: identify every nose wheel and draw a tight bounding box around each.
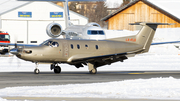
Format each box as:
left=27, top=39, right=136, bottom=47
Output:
left=34, top=68, right=40, bottom=74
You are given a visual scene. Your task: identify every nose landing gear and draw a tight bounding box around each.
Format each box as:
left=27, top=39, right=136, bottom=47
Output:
left=34, top=62, right=40, bottom=74
left=50, top=64, right=61, bottom=74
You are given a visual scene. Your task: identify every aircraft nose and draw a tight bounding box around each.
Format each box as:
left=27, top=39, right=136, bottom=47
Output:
left=10, top=48, right=19, bottom=55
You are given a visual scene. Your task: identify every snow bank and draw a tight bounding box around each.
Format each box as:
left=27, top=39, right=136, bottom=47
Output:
left=0, top=77, right=180, bottom=99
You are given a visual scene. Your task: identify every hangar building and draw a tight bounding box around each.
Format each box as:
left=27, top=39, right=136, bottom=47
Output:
left=0, top=0, right=88, bottom=44
left=102, top=0, right=180, bottom=31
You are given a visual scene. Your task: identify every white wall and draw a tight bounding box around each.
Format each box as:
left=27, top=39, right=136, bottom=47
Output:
left=0, top=2, right=88, bottom=44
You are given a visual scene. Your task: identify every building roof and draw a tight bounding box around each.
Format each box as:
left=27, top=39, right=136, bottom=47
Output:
left=0, top=0, right=88, bottom=20
left=0, top=0, right=30, bottom=15
left=101, top=0, right=180, bottom=23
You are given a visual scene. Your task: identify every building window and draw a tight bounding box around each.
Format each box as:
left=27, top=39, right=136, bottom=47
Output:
left=95, top=45, right=98, bottom=50
left=71, top=44, right=73, bottom=49
left=17, top=41, right=24, bottom=43
left=77, top=44, right=80, bottom=49
left=30, top=41, right=37, bottom=43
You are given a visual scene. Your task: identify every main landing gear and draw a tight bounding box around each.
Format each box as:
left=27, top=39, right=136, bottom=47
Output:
left=51, top=64, right=61, bottom=74
left=88, top=63, right=97, bottom=74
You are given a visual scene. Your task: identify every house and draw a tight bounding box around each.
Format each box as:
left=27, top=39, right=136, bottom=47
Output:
left=101, top=0, right=180, bottom=31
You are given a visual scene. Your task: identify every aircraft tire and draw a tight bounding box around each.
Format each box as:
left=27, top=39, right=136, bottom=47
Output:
left=54, top=66, right=61, bottom=74
left=34, top=69, right=40, bottom=74
left=89, top=68, right=97, bottom=74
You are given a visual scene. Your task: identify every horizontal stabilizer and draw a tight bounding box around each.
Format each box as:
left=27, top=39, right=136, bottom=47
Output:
left=151, top=41, right=180, bottom=45
left=129, top=22, right=174, bottom=26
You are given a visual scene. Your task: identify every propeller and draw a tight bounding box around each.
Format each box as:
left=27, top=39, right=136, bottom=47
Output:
left=8, top=36, right=22, bottom=67
left=9, top=36, right=21, bottom=56
left=8, top=54, right=21, bottom=68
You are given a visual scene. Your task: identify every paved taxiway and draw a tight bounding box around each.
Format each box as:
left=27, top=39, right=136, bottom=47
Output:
left=1, top=71, right=180, bottom=101
left=0, top=71, right=180, bottom=89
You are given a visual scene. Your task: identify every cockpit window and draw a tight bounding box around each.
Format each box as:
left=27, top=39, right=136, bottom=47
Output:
left=40, top=40, right=59, bottom=47
left=98, top=31, right=105, bottom=35
left=52, top=42, right=59, bottom=47
left=87, top=30, right=105, bottom=35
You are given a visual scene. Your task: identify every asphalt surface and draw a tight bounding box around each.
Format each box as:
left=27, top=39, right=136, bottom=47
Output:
left=0, top=71, right=180, bottom=89
left=0, top=71, right=180, bottom=101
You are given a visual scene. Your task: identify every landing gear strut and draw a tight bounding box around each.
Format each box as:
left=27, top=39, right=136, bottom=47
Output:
left=88, top=63, right=97, bottom=74
left=50, top=64, right=61, bottom=74
left=34, top=62, right=40, bottom=74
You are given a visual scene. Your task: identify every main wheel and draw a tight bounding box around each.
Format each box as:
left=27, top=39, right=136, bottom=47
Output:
left=34, top=69, right=40, bottom=74
left=89, top=68, right=97, bottom=74
left=54, top=66, right=61, bottom=74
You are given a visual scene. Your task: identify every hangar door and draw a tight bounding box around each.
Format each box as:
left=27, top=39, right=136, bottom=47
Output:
left=2, top=20, right=27, bottom=44
left=2, top=20, right=66, bottom=44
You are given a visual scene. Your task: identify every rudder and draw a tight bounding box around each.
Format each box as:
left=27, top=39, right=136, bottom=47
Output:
left=130, top=22, right=171, bottom=53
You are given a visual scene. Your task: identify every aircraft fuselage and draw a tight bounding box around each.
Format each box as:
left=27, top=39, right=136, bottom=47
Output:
left=18, top=38, right=143, bottom=64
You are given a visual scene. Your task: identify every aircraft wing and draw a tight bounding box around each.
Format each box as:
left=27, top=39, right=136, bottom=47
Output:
left=151, top=41, right=180, bottom=45
left=0, top=43, right=38, bottom=47
left=70, top=52, right=128, bottom=68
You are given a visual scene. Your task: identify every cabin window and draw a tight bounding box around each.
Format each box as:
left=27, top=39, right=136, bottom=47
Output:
left=85, top=44, right=88, bottom=49
left=77, top=44, right=80, bottom=49
left=71, top=44, right=73, bottom=49
left=95, top=45, right=98, bottom=50
left=87, top=30, right=105, bottom=35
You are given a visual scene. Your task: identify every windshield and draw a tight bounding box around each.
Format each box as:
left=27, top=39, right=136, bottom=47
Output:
left=40, top=40, right=59, bottom=47
left=87, top=30, right=105, bottom=35
left=0, top=35, right=10, bottom=41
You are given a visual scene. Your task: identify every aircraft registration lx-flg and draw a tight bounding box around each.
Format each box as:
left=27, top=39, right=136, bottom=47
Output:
left=5, top=22, right=172, bottom=74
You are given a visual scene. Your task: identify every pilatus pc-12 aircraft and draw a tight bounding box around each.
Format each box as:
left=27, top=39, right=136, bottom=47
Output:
left=1, top=22, right=176, bottom=74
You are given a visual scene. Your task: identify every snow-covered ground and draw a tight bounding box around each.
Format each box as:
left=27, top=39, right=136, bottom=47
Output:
left=1, top=28, right=180, bottom=100
left=106, top=0, right=122, bottom=8
left=0, top=77, right=180, bottom=100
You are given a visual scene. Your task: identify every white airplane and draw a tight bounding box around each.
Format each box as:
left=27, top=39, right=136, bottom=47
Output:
left=19, top=0, right=106, bottom=40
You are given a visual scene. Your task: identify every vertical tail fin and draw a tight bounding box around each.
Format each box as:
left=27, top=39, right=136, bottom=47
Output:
left=130, top=22, right=171, bottom=53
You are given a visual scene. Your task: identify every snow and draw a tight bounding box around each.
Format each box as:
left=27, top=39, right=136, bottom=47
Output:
left=1, top=28, right=180, bottom=100
left=0, top=77, right=180, bottom=100
left=105, top=0, right=122, bottom=8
